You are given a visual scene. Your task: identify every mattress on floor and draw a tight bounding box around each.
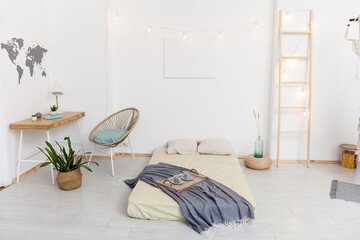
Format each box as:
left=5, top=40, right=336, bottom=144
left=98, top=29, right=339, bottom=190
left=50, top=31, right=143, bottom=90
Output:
left=127, top=147, right=256, bottom=221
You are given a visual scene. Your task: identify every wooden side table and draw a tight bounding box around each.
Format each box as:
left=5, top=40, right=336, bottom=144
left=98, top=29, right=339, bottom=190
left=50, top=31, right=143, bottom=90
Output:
left=244, top=154, right=272, bottom=170
left=10, top=112, right=86, bottom=183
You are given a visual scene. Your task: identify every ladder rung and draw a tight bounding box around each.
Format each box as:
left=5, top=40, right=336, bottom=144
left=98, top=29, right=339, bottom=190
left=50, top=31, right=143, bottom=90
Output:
left=282, top=31, right=311, bottom=34
left=280, top=131, right=308, bottom=134
left=281, top=56, right=308, bottom=60
left=280, top=106, right=308, bottom=109
left=280, top=81, right=309, bottom=85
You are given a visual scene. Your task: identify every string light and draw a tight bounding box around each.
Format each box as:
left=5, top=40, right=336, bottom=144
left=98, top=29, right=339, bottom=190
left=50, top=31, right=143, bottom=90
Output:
left=284, top=11, right=291, bottom=22
left=108, top=9, right=271, bottom=35
left=301, top=87, right=305, bottom=93
left=114, top=12, right=119, bottom=21
left=182, top=32, right=186, bottom=39
left=303, top=109, right=307, bottom=116
left=218, top=31, right=223, bottom=39
left=310, top=21, right=315, bottom=29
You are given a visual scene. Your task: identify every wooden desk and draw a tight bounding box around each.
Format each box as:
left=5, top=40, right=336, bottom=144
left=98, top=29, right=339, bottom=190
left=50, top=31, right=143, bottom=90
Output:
left=10, top=112, right=86, bottom=183
left=10, top=112, right=85, bottom=130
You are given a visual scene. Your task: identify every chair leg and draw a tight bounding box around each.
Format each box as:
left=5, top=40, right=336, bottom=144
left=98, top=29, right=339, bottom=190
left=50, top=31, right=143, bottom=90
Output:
left=127, top=137, right=136, bottom=161
left=110, top=147, right=115, bottom=176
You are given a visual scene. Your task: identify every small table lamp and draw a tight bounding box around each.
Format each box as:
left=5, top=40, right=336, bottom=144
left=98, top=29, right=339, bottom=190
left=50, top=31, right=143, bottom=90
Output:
left=51, top=83, right=63, bottom=111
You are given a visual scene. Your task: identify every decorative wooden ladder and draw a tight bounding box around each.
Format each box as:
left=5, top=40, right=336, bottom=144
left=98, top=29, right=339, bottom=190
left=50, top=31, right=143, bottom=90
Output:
left=276, top=10, right=313, bottom=167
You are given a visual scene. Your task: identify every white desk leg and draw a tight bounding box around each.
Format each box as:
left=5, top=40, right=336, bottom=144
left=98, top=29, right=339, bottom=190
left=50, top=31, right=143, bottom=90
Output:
left=77, top=119, right=87, bottom=159
left=46, top=130, right=55, bottom=184
left=16, top=130, right=23, bottom=183
left=87, top=143, right=96, bottom=166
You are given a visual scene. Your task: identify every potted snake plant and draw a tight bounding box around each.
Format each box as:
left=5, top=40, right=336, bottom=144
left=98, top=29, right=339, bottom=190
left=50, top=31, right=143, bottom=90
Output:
left=38, top=136, right=97, bottom=190
left=50, top=105, right=58, bottom=115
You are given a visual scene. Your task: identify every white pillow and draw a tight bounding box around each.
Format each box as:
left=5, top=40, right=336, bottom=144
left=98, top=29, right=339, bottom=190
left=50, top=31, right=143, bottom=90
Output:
left=198, top=139, right=232, bottom=155
left=167, top=139, right=198, bottom=155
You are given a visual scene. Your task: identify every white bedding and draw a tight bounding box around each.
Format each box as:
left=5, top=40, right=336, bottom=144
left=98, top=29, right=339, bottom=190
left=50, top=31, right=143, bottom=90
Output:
left=127, top=147, right=256, bottom=221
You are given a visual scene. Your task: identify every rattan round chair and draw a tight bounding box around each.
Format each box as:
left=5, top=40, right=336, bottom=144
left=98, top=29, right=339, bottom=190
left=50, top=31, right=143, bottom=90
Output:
left=88, top=108, right=139, bottom=176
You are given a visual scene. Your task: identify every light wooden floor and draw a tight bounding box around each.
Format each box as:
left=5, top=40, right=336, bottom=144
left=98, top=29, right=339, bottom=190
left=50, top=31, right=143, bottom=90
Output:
left=1, top=156, right=360, bottom=240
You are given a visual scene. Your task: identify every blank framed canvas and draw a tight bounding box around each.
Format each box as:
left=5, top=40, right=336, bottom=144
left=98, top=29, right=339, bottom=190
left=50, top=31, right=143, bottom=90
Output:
left=163, top=37, right=218, bottom=79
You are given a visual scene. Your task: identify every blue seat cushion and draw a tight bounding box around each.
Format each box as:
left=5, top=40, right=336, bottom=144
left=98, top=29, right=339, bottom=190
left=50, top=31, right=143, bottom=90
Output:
left=93, top=128, right=128, bottom=144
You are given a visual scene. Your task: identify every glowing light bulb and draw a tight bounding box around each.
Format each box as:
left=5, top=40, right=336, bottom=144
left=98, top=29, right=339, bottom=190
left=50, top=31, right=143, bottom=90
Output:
left=301, top=87, right=305, bottom=93
left=254, top=22, right=259, bottom=29
left=303, top=109, right=307, bottom=116
left=218, top=31, right=223, bottom=39
left=284, top=12, right=291, bottom=21
left=182, top=32, right=186, bottom=39
left=310, top=21, right=315, bottom=30
left=147, top=26, right=152, bottom=33
left=114, top=13, right=119, bottom=21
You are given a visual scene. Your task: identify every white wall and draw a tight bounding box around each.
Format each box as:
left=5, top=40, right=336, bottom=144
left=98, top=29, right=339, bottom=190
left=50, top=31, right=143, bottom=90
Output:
left=109, top=0, right=275, bottom=154
left=269, top=0, right=360, bottom=160
left=0, top=0, right=50, bottom=183
left=45, top=0, right=108, bottom=144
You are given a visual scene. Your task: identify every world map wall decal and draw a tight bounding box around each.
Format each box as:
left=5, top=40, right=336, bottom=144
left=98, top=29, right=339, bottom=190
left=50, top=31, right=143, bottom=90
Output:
left=1, top=37, right=48, bottom=84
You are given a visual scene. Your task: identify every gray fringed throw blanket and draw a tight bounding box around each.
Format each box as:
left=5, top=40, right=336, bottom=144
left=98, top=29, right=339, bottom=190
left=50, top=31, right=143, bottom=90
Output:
left=124, top=162, right=254, bottom=237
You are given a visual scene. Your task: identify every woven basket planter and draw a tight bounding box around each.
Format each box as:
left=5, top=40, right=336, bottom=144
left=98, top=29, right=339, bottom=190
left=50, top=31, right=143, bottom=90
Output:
left=56, top=168, right=83, bottom=190
left=244, top=154, right=272, bottom=170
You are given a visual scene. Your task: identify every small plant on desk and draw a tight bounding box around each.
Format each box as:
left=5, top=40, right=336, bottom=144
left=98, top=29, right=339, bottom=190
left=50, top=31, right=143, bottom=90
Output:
left=38, top=136, right=98, bottom=190
left=31, top=114, right=37, bottom=121
left=50, top=105, right=58, bottom=115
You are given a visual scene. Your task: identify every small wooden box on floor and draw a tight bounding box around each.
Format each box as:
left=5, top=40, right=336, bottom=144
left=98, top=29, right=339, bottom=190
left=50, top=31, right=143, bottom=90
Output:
left=245, top=154, right=272, bottom=170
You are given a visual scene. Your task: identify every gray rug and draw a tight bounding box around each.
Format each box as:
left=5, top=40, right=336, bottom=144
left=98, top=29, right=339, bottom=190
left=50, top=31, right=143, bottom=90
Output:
left=330, top=180, right=360, bottom=204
